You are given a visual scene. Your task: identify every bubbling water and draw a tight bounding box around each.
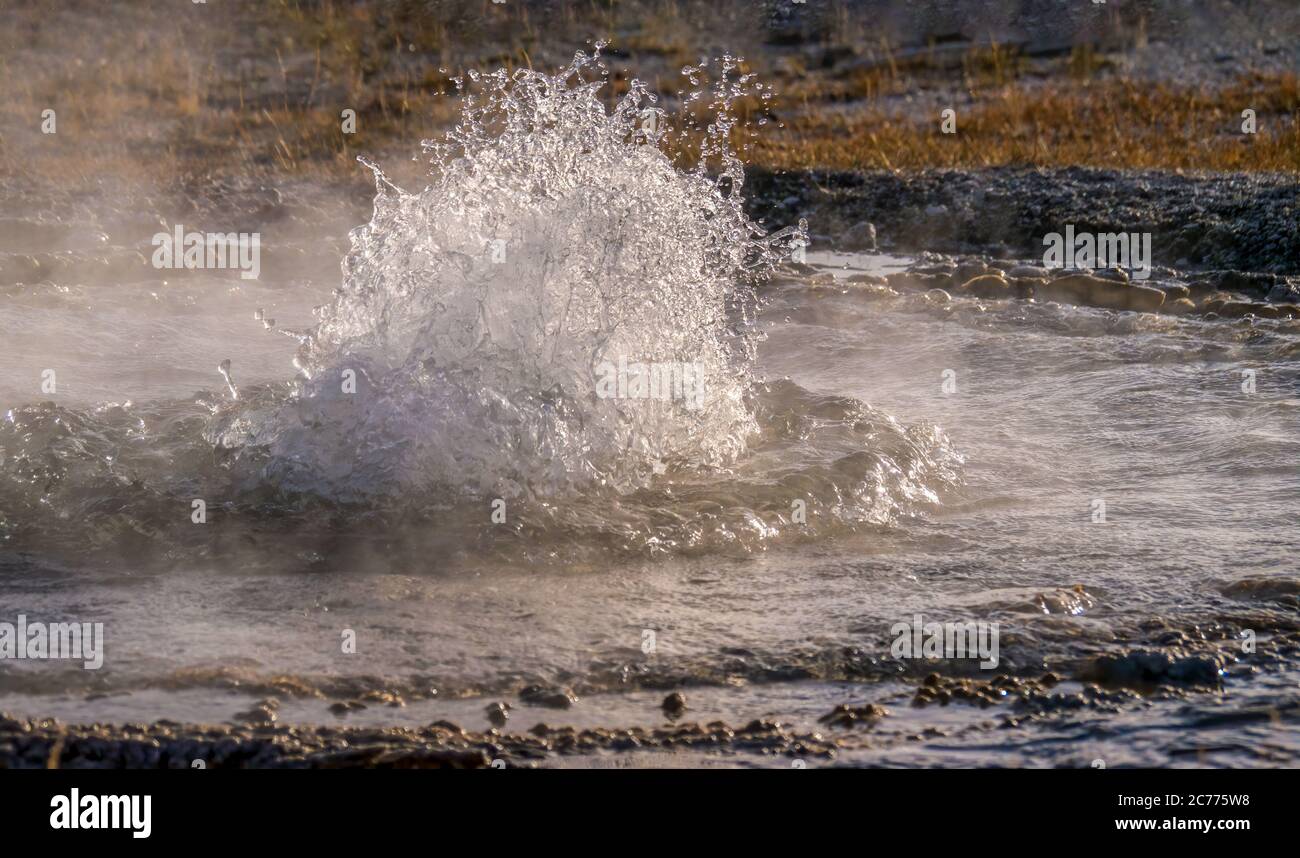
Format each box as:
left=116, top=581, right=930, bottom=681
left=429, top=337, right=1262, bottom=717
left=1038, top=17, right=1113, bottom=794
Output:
left=211, top=49, right=805, bottom=502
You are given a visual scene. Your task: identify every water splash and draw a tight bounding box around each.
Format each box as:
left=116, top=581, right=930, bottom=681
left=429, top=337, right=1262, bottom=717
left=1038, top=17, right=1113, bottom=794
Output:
left=211, top=49, right=805, bottom=502
left=0, top=50, right=960, bottom=567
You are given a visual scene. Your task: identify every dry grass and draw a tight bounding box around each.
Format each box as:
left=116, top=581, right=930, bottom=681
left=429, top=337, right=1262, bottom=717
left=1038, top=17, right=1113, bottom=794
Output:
left=752, top=71, right=1300, bottom=173
left=1, top=0, right=1296, bottom=185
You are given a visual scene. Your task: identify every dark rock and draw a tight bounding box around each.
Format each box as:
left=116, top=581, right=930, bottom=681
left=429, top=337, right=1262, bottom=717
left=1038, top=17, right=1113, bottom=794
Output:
left=485, top=702, right=511, bottom=728
left=1085, top=651, right=1226, bottom=688
left=519, top=685, right=579, bottom=709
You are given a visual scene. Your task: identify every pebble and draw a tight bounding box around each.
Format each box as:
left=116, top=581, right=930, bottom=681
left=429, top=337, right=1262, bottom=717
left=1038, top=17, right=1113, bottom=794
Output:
left=485, top=702, right=511, bottom=728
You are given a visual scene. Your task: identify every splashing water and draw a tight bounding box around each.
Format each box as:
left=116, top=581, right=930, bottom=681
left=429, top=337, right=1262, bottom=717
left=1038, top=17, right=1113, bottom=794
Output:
left=0, top=49, right=959, bottom=568
left=210, top=49, right=806, bottom=502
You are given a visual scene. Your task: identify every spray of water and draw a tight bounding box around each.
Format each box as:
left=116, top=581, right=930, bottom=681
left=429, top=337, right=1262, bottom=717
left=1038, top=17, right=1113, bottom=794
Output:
left=0, top=48, right=957, bottom=568
left=210, top=48, right=805, bottom=502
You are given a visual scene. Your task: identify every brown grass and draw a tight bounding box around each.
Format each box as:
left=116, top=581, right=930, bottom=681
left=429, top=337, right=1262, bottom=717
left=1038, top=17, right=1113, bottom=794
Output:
left=1, top=0, right=1296, bottom=185
left=753, top=71, right=1300, bottom=173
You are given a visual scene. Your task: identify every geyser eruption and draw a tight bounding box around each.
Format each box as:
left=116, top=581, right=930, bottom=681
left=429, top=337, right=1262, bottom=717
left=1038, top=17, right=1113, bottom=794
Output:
left=210, top=49, right=805, bottom=502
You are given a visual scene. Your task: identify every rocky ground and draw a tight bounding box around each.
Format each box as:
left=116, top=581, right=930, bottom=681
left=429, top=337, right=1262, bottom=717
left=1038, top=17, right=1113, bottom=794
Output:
left=749, top=163, right=1300, bottom=322
left=5, top=603, right=1297, bottom=768
left=818, top=252, right=1300, bottom=320
left=750, top=167, right=1300, bottom=277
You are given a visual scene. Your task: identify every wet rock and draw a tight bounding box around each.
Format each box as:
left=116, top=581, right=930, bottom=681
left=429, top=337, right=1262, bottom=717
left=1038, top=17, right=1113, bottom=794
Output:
left=1091, top=267, right=1130, bottom=283
left=739, top=718, right=781, bottom=735
left=924, top=288, right=951, bottom=305
left=1221, top=577, right=1300, bottom=602
left=910, top=670, right=1087, bottom=710
left=818, top=703, right=889, bottom=728
left=519, top=685, right=579, bottom=709
left=661, top=692, right=688, bottom=719
left=1216, top=300, right=1269, bottom=318
left=841, top=221, right=877, bottom=251
left=1031, top=584, right=1096, bottom=615
left=1160, top=284, right=1191, bottom=300
left=232, top=703, right=278, bottom=726
left=1162, top=297, right=1197, bottom=315
left=1084, top=650, right=1226, bottom=689
left=1039, top=273, right=1164, bottom=312
left=369, top=748, right=491, bottom=769
left=957, top=273, right=1011, bottom=299
left=1036, top=274, right=1088, bottom=304
left=360, top=690, right=405, bottom=708
left=485, top=702, right=511, bottom=728
left=1266, top=282, right=1300, bottom=304
left=1107, top=282, right=1164, bottom=312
